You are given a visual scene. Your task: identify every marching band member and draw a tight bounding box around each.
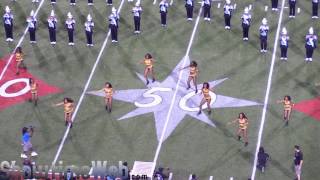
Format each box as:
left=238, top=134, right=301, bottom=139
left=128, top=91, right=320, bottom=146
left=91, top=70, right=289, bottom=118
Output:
left=159, top=0, right=169, bottom=27
left=312, top=0, right=319, bottom=18
left=48, top=10, right=57, bottom=45
left=51, top=0, right=56, bottom=5
left=106, top=0, right=112, bottom=6
left=277, top=95, right=294, bottom=126
left=228, top=112, right=249, bottom=146
left=198, top=82, right=213, bottom=115
left=305, top=27, right=317, bottom=62
left=223, top=0, right=233, bottom=29
left=140, top=53, right=156, bottom=85
left=132, top=2, right=142, bottom=34
left=241, top=7, right=251, bottom=41
left=185, top=0, right=194, bottom=21
left=111, top=7, right=119, bottom=25
left=203, top=0, right=212, bottom=21
left=259, top=18, right=269, bottom=53
left=271, top=0, right=279, bottom=11
left=289, top=0, right=296, bottom=18
left=27, top=10, right=37, bottom=44
left=280, top=27, right=289, bottom=60
left=15, top=47, right=26, bottom=75
left=3, top=6, right=14, bottom=42
left=109, top=7, right=119, bottom=43
left=100, top=82, right=113, bottom=113
left=54, top=97, right=74, bottom=127
left=70, top=0, right=76, bottom=6
left=180, top=61, right=199, bottom=93
left=85, top=14, right=94, bottom=46
left=29, top=78, right=38, bottom=106
left=65, top=12, right=75, bottom=46
left=88, top=0, right=94, bottom=6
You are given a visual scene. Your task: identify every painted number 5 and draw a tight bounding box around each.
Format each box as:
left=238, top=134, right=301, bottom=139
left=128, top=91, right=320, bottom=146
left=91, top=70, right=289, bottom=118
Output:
left=134, top=87, right=172, bottom=108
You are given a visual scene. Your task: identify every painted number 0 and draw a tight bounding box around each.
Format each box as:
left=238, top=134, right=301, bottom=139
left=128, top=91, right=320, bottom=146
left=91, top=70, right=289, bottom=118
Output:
left=179, top=91, right=216, bottom=112
left=0, top=78, right=30, bottom=98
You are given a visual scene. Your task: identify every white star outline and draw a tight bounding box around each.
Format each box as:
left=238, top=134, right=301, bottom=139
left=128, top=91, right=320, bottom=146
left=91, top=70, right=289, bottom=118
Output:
left=87, top=56, right=261, bottom=141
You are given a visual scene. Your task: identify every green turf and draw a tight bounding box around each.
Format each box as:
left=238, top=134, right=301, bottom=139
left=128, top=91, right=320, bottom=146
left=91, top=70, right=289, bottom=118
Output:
left=1, top=0, right=320, bottom=179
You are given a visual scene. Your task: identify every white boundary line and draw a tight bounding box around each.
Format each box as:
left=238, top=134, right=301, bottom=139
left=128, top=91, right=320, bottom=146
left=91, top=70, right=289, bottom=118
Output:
left=250, top=0, right=285, bottom=179
left=50, top=0, right=126, bottom=170
left=0, top=0, right=46, bottom=80
left=150, top=3, right=204, bottom=176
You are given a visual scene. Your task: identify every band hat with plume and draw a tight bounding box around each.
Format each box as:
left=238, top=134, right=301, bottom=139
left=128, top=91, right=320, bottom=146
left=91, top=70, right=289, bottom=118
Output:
left=262, top=18, right=267, bottom=25
left=50, top=10, right=55, bottom=17
left=87, top=14, right=92, bottom=21
left=309, top=27, right=314, bottom=35
left=30, top=10, right=35, bottom=17
left=5, top=6, right=10, bottom=13
left=282, top=27, right=287, bottom=35
left=244, top=7, right=249, bottom=13
left=67, top=12, right=72, bottom=18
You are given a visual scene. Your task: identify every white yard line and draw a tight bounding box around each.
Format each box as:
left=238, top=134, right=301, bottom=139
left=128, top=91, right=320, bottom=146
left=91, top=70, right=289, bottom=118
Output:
left=150, top=3, right=204, bottom=176
left=250, top=0, right=285, bottom=179
left=0, top=0, right=45, bottom=80
left=50, top=0, right=126, bottom=170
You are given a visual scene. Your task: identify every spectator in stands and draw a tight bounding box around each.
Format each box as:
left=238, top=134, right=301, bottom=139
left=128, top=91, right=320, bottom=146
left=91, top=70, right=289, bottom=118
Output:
left=121, top=162, right=129, bottom=180
left=0, top=164, right=16, bottom=180
left=105, top=175, right=114, bottom=180
left=161, top=167, right=170, bottom=178
left=22, top=157, right=33, bottom=179
left=0, top=166, right=10, bottom=180
left=155, top=173, right=163, bottom=180
left=257, top=146, right=270, bottom=172
left=64, top=168, right=75, bottom=180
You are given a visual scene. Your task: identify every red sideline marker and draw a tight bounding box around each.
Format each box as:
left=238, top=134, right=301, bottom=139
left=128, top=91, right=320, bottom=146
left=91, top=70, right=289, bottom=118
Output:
left=0, top=54, right=62, bottom=110
left=293, top=97, right=320, bottom=121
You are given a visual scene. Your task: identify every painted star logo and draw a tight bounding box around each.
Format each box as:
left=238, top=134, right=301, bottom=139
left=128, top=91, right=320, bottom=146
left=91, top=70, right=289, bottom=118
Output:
left=88, top=56, right=261, bottom=141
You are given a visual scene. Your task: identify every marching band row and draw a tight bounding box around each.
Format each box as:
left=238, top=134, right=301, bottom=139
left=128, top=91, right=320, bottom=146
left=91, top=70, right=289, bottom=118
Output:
left=3, top=0, right=319, bottom=61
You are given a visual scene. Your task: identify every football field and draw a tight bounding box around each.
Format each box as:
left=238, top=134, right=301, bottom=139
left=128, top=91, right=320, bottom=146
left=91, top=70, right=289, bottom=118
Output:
left=0, top=0, right=320, bottom=179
